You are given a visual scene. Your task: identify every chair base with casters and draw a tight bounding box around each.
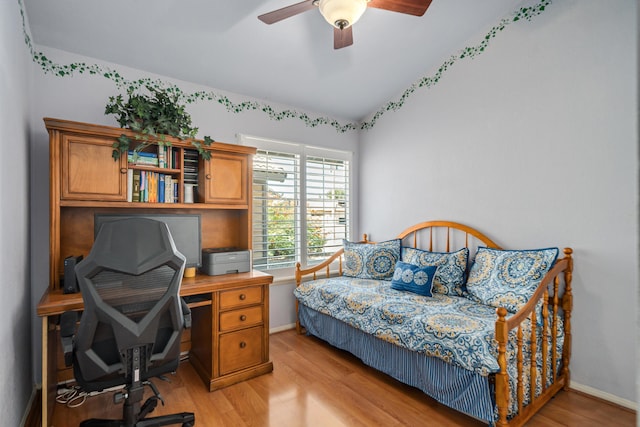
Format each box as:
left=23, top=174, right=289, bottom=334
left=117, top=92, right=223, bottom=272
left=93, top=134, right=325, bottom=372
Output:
left=77, top=375, right=194, bottom=427
left=76, top=383, right=195, bottom=427
left=62, top=311, right=195, bottom=427
left=80, top=412, right=194, bottom=427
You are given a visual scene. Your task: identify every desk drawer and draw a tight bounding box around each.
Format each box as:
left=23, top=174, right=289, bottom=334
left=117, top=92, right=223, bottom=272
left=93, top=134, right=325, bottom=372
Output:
left=219, top=326, right=263, bottom=375
left=219, top=306, right=263, bottom=332
left=219, top=286, right=262, bottom=310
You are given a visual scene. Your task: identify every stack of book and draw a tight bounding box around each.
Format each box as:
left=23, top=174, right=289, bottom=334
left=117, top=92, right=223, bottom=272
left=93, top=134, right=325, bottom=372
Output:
left=128, top=150, right=158, bottom=167
left=128, top=147, right=179, bottom=169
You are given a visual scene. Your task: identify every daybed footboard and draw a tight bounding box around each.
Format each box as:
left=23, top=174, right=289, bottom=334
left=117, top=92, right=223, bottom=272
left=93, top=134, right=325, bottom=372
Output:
left=494, top=248, right=573, bottom=427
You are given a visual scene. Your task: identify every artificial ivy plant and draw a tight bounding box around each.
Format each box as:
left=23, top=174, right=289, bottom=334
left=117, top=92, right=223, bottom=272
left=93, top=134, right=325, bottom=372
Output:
left=105, top=85, right=214, bottom=161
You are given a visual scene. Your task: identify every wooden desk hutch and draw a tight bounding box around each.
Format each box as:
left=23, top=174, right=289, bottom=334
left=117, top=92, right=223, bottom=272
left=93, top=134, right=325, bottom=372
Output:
left=37, top=118, right=273, bottom=426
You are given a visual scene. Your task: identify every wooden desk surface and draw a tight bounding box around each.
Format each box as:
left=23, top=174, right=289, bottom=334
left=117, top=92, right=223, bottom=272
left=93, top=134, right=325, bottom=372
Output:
left=37, top=270, right=273, bottom=316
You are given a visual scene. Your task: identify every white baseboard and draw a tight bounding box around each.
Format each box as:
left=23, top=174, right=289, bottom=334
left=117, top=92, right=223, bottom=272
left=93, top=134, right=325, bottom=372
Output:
left=570, top=381, right=637, bottom=411
left=270, top=323, right=296, bottom=334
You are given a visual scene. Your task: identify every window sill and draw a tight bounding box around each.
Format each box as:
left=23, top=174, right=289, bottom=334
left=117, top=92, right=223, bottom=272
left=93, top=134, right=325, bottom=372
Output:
left=270, top=275, right=296, bottom=286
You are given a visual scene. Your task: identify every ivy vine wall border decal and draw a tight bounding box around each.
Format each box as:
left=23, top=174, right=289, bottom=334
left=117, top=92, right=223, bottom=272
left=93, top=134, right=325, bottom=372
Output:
left=18, top=0, right=551, bottom=133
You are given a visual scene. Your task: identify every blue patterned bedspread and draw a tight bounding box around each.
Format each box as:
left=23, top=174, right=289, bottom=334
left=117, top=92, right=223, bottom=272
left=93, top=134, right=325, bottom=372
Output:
left=295, top=277, right=505, bottom=375
left=295, top=276, right=566, bottom=419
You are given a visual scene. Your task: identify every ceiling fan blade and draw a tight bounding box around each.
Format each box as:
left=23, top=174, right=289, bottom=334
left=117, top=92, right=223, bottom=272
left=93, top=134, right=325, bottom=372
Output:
left=334, top=26, right=353, bottom=50
left=258, top=0, right=317, bottom=24
left=367, top=0, right=433, bottom=16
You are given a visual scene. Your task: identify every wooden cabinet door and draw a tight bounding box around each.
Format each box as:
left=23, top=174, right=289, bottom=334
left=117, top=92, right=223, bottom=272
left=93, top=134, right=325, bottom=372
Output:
left=61, top=134, right=128, bottom=200
left=200, top=152, right=248, bottom=206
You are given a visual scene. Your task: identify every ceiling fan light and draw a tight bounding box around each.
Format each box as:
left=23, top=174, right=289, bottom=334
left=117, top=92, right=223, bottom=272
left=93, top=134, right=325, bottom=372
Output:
left=318, top=0, right=368, bottom=29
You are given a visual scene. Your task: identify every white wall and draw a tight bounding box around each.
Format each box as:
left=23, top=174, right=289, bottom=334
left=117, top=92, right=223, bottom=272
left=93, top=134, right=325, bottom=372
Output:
left=360, top=0, right=637, bottom=404
left=28, top=46, right=360, bottom=382
left=0, top=0, right=34, bottom=424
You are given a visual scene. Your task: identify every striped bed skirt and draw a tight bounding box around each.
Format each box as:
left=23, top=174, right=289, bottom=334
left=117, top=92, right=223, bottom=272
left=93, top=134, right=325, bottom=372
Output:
left=298, top=304, right=496, bottom=425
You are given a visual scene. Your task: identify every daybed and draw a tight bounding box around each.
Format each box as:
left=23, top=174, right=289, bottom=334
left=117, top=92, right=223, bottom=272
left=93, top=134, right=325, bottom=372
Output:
left=294, top=221, right=573, bottom=426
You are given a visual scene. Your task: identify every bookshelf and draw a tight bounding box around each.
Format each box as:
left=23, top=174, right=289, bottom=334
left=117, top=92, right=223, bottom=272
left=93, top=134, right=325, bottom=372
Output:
left=39, top=118, right=273, bottom=426
left=46, top=117, right=256, bottom=290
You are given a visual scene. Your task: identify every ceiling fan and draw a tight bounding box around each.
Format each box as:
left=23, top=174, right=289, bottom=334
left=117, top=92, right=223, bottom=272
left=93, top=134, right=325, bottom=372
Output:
left=258, top=0, right=434, bottom=49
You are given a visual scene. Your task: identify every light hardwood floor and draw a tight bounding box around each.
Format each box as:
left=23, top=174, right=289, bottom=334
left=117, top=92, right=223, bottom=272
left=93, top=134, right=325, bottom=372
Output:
left=50, top=329, right=635, bottom=426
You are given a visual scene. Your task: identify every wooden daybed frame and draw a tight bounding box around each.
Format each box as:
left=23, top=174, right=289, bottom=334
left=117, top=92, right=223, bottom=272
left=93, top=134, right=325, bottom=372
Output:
left=295, top=221, right=573, bottom=426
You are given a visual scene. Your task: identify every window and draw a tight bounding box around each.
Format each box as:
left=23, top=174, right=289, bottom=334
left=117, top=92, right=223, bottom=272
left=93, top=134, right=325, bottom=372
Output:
left=241, top=135, right=351, bottom=275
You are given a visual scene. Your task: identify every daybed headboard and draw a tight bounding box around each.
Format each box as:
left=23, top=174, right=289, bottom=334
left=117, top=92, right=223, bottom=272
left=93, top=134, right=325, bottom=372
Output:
left=396, top=220, right=501, bottom=258
left=296, top=220, right=502, bottom=283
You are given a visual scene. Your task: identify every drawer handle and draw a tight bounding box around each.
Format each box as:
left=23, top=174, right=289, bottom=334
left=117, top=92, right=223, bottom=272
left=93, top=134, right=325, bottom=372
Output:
left=239, top=294, right=246, bottom=300
left=206, top=174, right=212, bottom=180
left=120, top=168, right=127, bottom=174
left=239, top=341, right=247, bottom=349
left=240, top=315, right=247, bottom=321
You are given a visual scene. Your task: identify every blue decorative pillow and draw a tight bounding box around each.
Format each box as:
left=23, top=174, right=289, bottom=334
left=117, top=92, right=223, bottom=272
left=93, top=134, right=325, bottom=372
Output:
left=391, top=262, right=437, bottom=297
left=343, top=239, right=401, bottom=280
left=465, top=247, right=559, bottom=313
left=401, top=247, right=469, bottom=296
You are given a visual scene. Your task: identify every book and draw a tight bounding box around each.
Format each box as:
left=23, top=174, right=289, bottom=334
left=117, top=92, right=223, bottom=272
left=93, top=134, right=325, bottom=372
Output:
left=132, top=170, right=141, bottom=202
left=133, top=159, right=159, bottom=167
left=173, top=178, right=179, bottom=203
left=172, top=149, right=179, bottom=169
left=154, top=172, right=159, bottom=203
left=158, top=145, right=166, bottom=168
left=164, top=175, right=173, bottom=203
left=127, top=169, right=133, bottom=202
left=149, top=172, right=156, bottom=203
left=158, top=173, right=165, bottom=203
left=128, top=150, right=156, bottom=158
left=140, top=170, right=147, bottom=202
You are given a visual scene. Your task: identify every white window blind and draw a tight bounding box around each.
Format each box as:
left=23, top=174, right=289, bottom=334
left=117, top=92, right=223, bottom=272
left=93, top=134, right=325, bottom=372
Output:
left=245, top=136, right=351, bottom=274
left=305, top=155, right=349, bottom=264
left=252, top=149, right=301, bottom=270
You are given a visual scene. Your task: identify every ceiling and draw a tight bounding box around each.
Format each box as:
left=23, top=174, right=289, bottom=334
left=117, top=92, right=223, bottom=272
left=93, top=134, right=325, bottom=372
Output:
left=23, top=0, right=525, bottom=122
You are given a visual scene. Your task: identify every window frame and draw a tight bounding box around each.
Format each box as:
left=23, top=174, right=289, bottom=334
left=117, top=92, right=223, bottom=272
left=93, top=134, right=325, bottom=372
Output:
left=239, top=134, right=354, bottom=280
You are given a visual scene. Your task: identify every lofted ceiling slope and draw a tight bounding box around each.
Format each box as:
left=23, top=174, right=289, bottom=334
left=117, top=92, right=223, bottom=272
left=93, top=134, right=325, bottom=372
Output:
left=23, top=0, right=526, bottom=122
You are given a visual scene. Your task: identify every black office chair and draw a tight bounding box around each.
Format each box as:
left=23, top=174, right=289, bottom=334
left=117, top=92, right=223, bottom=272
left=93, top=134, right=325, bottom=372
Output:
left=60, top=218, right=195, bottom=427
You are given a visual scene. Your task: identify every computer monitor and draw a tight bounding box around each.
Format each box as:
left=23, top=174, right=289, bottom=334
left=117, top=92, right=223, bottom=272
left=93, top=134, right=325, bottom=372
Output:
left=94, top=213, right=202, bottom=268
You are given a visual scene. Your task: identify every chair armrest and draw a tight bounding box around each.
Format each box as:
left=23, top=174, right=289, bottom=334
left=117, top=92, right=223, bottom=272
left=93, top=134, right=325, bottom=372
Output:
left=180, top=298, right=192, bottom=329
left=60, top=311, right=78, bottom=367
